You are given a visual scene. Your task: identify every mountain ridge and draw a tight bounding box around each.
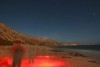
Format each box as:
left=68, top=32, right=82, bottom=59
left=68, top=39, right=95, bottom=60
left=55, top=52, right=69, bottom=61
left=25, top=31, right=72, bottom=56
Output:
left=0, top=22, right=61, bottom=46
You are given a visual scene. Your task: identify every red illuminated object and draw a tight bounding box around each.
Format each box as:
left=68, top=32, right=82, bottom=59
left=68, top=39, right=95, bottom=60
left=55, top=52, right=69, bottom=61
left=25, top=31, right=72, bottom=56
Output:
left=0, top=55, right=70, bottom=67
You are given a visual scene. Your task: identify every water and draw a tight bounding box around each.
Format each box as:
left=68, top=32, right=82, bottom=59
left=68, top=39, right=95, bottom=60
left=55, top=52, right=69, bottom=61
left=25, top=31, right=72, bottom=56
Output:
left=56, top=45, right=100, bottom=51
left=64, top=49, right=100, bottom=60
left=54, top=45, right=100, bottom=60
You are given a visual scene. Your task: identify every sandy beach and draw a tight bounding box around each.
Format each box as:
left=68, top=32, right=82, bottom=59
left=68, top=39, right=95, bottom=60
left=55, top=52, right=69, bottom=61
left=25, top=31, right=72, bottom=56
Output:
left=0, top=45, right=100, bottom=67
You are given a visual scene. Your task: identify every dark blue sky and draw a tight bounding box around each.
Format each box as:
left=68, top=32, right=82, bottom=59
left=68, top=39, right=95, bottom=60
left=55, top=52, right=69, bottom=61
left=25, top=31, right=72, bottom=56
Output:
left=0, top=0, right=100, bottom=43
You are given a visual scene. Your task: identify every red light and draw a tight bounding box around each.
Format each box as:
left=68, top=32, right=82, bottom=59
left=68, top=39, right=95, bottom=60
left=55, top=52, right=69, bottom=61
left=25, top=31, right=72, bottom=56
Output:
left=0, top=55, right=70, bottom=67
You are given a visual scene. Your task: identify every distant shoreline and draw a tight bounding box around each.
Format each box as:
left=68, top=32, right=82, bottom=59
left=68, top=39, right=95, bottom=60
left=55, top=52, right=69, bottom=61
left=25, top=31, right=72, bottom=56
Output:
left=55, top=47, right=100, bottom=61
left=55, top=45, right=100, bottom=51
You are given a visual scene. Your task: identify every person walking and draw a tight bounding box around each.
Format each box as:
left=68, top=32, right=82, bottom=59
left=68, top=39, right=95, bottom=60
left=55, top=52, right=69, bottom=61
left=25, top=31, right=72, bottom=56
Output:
left=12, top=40, right=25, bottom=67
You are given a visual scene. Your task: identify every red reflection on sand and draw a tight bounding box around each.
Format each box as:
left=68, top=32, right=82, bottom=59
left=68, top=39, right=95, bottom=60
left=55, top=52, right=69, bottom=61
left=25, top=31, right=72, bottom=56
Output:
left=0, top=55, right=69, bottom=67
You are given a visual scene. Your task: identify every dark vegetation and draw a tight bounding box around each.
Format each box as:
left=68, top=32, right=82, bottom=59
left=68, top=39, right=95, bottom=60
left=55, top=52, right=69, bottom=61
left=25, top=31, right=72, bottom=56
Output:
left=0, top=38, right=12, bottom=46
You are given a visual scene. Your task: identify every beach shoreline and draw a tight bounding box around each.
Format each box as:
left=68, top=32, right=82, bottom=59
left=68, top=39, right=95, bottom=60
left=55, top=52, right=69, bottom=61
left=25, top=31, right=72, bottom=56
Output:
left=0, top=45, right=100, bottom=67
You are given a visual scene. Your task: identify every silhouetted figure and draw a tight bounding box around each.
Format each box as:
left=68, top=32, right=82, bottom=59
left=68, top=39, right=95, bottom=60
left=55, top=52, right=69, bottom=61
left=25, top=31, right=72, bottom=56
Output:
left=29, top=46, right=35, bottom=63
left=29, top=48, right=33, bottom=63
left=12, top=40, right=25, bottom=67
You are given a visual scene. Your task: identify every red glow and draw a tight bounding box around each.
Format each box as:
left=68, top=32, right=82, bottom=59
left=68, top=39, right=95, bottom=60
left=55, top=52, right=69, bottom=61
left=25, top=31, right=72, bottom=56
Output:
left=0, top=55, right=70, bottom=67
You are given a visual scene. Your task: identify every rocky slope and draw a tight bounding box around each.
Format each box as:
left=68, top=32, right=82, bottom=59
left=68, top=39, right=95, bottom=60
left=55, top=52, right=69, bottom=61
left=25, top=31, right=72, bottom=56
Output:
left=0, top=22, right=61, bottom=46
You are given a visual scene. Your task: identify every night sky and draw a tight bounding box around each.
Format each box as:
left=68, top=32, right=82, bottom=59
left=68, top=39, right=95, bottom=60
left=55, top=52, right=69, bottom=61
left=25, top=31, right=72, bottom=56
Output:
left=0, top=0, right=100, bottom=43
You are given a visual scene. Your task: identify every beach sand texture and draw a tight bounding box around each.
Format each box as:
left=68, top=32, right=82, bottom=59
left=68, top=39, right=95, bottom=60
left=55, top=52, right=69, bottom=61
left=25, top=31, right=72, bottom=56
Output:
left=0, top=45, right=100, bottom=67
